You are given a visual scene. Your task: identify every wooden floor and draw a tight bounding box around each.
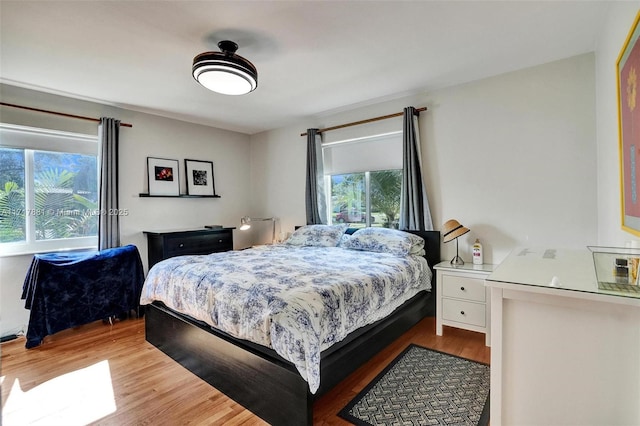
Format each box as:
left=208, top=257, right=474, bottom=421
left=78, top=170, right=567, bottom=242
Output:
left=1, top=316, right=489, bottom=425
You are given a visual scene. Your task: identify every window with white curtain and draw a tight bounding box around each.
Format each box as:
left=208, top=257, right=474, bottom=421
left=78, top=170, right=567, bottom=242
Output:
left=323, top=131, right=402, bottom=229
left=0, top=124, right=99, bottom=255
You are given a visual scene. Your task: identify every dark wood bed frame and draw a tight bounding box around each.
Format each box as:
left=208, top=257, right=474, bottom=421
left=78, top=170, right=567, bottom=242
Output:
left=145, top=229, right=441, bottom=425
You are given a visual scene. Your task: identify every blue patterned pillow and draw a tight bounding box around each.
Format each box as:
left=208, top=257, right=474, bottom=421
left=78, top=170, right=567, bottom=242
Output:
left=341, top=227, right=425, bottom=257
left=285, top=224, right=348, bottom=247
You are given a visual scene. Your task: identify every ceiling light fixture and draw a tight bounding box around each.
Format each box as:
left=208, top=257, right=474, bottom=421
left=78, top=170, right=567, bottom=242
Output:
left=192, top=40, right=258, bottom=96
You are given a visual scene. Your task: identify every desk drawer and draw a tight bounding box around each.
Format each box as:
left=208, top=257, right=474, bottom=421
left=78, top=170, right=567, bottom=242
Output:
left=166, top=232, right=232, bottom=256
left=442, top=275, right=486, bottom=302
left=442, top=298, right=485, bottom=327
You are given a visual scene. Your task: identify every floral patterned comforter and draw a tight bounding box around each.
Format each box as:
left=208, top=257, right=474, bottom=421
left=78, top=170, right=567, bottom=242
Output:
left=140, top=244, right=431, bottom=393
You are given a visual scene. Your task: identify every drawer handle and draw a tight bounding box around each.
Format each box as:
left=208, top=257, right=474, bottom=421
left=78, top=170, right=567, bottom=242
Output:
left=218, top=239, right=223, bottom=243
left=460, top=286, right=465, bottom=291
left=179, top=243, right=184, bottom=248
left=460, top=311, right=465, bottom=315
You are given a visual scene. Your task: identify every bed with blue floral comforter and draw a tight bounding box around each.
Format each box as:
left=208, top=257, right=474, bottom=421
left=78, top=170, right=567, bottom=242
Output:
left=140, top=243, right=431, bottom=394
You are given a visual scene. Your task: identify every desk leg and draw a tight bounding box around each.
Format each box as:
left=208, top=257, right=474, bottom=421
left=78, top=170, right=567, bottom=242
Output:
left=490, top=287, right=503, bottom=425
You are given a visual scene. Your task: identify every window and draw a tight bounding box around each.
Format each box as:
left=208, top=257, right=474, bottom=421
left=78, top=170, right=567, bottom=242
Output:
left=0, top=124, right=98, bottom=255
left=330, top=170, right=402, bottom=229
left=324, top=131, right=402, bottom=229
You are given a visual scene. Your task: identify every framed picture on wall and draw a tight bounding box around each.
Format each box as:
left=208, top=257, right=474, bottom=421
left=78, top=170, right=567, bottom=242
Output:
left=147, top=157, right=180, bottom=196
left=618, top=11, right=640, bottom=236
left=185, top=159, right=216, bottom=196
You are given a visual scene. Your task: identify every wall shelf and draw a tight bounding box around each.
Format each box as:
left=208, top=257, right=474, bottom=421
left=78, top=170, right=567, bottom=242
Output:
left=139, top=193, right=221, bottom=198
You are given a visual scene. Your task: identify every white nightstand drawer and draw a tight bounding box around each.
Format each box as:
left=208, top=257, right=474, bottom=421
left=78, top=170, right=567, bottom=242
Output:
left=442, top=275, right=486, bottom=302
left=442, top=298, right=486, bottom=327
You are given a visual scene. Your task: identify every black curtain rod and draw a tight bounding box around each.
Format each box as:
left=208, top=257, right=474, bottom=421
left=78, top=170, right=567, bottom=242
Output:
left=0, top=102, right=133, bottom=128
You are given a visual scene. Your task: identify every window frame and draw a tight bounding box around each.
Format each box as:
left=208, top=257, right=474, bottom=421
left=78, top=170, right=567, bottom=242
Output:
left=0, top=123, right=99, bottom=256
left=323, top=130, right=403, bottom=229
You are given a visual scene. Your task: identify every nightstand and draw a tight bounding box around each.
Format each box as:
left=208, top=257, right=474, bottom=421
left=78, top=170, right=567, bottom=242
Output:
left=434, top=261, right=494, bottom=346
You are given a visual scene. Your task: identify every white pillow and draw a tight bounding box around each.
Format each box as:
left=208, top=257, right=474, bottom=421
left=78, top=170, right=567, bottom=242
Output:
left=341, top=227, right=425, bottom=257
left=285, top=224, right=348, bottom=247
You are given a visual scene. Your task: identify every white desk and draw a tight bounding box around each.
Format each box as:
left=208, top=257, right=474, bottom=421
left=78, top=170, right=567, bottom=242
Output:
left=486, top=247, right=640, bottom=425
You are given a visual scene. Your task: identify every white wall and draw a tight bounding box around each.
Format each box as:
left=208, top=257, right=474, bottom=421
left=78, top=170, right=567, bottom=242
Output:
left=596, top=3, right=640, bottom=246
left=0, top=84, right=253, bottom=337
left=250, top=53, right=598, bottom=266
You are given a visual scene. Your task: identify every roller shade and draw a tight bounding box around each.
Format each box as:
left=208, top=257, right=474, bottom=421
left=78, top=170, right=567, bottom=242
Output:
left=0, top=123, right=97, bottom=155
left=323, top=131, right=402, bottom=175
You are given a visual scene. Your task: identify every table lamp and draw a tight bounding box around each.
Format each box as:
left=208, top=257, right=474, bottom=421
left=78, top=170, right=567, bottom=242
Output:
left=443, top=219, right=470, bottom=265
left=240, top=216, right=276, bottom=243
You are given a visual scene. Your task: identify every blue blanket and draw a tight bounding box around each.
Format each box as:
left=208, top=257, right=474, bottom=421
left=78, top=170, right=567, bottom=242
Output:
left=22, top=244, right=144, bottom=348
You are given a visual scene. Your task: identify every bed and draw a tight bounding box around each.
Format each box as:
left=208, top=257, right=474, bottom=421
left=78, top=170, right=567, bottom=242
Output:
left=141, top=225, right=440, bottom=425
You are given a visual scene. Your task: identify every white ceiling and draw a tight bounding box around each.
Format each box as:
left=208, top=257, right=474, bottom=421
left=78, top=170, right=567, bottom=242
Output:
left=0, top=1, right=612, bottom=135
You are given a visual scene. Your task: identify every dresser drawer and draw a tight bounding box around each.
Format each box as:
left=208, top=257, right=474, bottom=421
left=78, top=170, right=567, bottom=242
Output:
left=442, top=298, right=486, bottom=327
left=442, top=275, right=486, bottom=302
left=145, top=228, right=235, bottom=269
left=165, top=232, right=232, bottom=256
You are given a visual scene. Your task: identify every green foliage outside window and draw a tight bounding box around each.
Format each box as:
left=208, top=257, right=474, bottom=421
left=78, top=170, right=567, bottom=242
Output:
left=0, top=148, right=98, bottom=244
left=0, top=181, right=25, bottom=243
left=370, top=170, right=402, bottom=228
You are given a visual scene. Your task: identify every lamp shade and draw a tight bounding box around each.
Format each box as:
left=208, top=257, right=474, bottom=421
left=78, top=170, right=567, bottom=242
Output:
left=442, top=219, right=470, bottom=243
left=193, top=40, right=258, bottom=95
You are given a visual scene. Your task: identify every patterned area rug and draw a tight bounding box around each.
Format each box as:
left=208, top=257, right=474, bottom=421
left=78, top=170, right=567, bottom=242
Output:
left=338, top=344, right=490, bottom=426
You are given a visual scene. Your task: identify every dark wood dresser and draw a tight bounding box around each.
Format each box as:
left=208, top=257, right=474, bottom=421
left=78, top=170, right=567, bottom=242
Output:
left=143, top=227, right=235, bottom=269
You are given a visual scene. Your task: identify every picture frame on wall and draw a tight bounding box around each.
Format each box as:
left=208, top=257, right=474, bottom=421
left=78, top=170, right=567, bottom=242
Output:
left=618, top=11, right=640, bottom=236
left=185, top=159, right=216, bottom=196
left=147, top=157, right=180, bottom=196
